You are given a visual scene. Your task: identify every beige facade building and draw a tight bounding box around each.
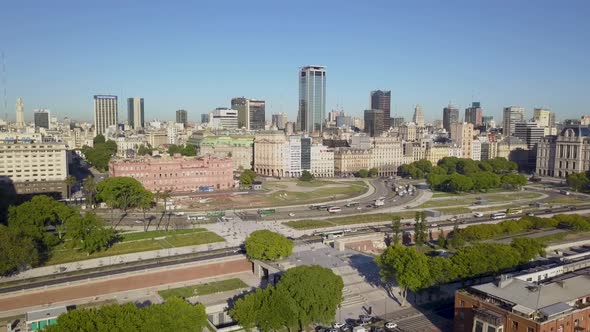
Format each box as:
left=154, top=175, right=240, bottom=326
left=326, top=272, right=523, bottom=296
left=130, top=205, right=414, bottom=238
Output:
left=536, top=127, right=590, bottom=178
left=399, top=122, right=417, bottom=141
left=425, top=143, right=451, bottom=165
left=253, top=130, right=288, bottom=177
left=371, top=137, right=404, bottom=176
left=146, top=130, right=168, bottom=148
left=497, top=137, right=527, bottom=160
left=0, top=141, right=68, bottom=198
left=450, top=122, right=474, bottom=159
left=334, top=148, right=372, bottom=176
left=200, top=136, right=254, bottom=171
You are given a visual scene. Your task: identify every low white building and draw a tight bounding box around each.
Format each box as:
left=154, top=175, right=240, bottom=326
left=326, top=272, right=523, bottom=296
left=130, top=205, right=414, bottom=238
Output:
left=310, top=144, right=334, bottom=177
left=471, top=139, right=482, bottom=161
left=209, top=108, right=238, bottom=130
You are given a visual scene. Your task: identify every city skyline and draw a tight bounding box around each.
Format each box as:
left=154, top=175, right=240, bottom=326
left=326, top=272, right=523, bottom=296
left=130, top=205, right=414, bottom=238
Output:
left=0, top=1, right=589, bottom=123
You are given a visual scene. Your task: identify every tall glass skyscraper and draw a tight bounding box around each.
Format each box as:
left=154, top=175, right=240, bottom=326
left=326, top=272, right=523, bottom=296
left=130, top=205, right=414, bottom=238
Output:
left=298, top=66, right=326, bottom=133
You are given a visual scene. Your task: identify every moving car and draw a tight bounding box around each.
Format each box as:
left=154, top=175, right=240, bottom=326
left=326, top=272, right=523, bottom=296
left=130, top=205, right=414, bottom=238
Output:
left=332, top=323, right=346, bottom=329
left=473, top=212, right=483, bottom=218
left=288, top=212, right=295, bottom=217
left=385, top=322, right=398, bottom=330
left=448, top=216, right=458, bottom=222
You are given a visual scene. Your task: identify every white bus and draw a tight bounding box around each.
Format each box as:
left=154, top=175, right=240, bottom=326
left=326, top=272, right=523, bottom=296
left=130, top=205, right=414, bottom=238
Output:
left=320, top=230, right=345, bottom=238
left=187, top=214, right=207, bottom=221
left=328, top=206, right=342, bottom=213
left=491, top=212, right=507, bottom=220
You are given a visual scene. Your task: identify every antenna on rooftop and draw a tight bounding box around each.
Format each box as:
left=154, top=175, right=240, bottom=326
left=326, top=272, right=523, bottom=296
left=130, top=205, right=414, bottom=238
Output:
left=1, top=51, right=7, bottom=121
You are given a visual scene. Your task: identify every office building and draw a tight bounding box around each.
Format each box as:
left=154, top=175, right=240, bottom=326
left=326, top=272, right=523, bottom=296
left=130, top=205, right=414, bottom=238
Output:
left=201, top=113, right=209, bottom=124
left=336, top=114, right=353, bottom=128
left=364, top=109, right=385, bottom=137
left=209, top=108, right=238, bottom=130
left=15, top=97, right=25, bottom=128
left=465, top=102, right=483, bottom=127
left=231, top=97, right=266, bottom=130
left=533, top=108, right=556, bottom=135
left=514, top=121, right=545, bottom=149
left=127, top=97, right=144, bottom=130
left=581, top=115, right=590, bottom=126
left=412, top=104, right=425, bottom=127
left=503, top=106, right=525, bottom=136
left=399, top=122, right=417, bottom=141
left=0, top=141, right=68, bottom=198
left=454, top=267, right=590, bottom=332
left=33, top=109, right=50, bottom=129
left=391, top=117, right=405, bottom=129
left=536, top=126, right=590, bottom=178
left=109, top=155, right=233, bottom=193
left=450, top=122, right=475, bottom=159
left=176, top=109, right=188, bottom=126
left=271, top=113, right=288, bottom=130
left=443, top=104, right=459, bottom=132
left=371, top=90, right=391, bottom=129
left=310, top=143, right=334, bottom=177
left=298, top=65, right=326, bottom=133
left=94, top=95, right=118, bottom=136
left=482, top=116, right=494, bottom=128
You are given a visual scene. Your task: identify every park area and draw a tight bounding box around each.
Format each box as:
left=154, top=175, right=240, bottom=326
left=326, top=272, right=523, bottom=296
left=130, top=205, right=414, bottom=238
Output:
left=47, top=228, right=224, bottom=266
left=284, top=211, right=418, bottom=230
left=175, top=179, right=370, bottom=211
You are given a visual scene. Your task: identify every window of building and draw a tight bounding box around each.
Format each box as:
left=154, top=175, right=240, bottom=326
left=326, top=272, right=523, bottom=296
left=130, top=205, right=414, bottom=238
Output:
left=527, top=328, right=535, bottom=332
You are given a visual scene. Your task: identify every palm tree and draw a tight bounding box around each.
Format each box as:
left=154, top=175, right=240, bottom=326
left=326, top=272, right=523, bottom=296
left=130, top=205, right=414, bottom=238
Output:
left=65, top=175, right=77, bottom=199
left=83, top=176, right=97, bottom=208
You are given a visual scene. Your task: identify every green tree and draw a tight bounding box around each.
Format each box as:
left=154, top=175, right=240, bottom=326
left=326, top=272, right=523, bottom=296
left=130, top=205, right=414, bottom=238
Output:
left=93, top=134, right=106, bottom=145
left=230, top=288, right=271, bottom=330
left=8, top=195, right=66, bottom=248
left=471, top=172, right=501, bottom=191
left=137, top=145, right=153, bottom=156
left=65, top=175, right=77, bottom=199
left=0, top=225, right=39, bottom=275
left=511, top=238, right=545, bottom=263
left=437, top=228, right=448, bottom=248
left=441, top=173, right=474, bottom=192
left=97, top=177, right=151, bottom=213
left=83, top=176, right=98, bottom=208
left=428, top=256, right=457, bottom=285
left=277, top=265, right=344, bottom=329
left=451, top=243, right=522, bottom=278
left=299, top=170, right=314, bottom=182
left=181, top=144, right=197, bottom=156
left=244, top=230, right=294, bottom=261
left=358, top=169, right=369, bottom=178
left=567, top=172, right=589, bottom=192
left=368, top=167, right=379, bottom=177
left=501, top=173, right=527, bottom=190
left=448, top=222, right=465, bottom=248
left=376, top=244, right=431, bottom=306
left=66, top=212, right=115, bottom=254
left=413, top=211, right=427, bottom=246
left=391, top=216, right=402, bottom=245
left=46, top=297, right=207, bottom=332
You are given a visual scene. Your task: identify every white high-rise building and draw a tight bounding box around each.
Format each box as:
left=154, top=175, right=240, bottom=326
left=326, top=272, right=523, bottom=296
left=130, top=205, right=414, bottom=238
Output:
left=533, top=108, right=556, bottom=135
left=15, top=97, right=25, bottom=128
left=94, top=95, right=118, bottom=136
left=413, top=104, right=425, bottom=127
left=502, top=106, right=525, bottom=137
left=208, top=108, right=238, bottom=130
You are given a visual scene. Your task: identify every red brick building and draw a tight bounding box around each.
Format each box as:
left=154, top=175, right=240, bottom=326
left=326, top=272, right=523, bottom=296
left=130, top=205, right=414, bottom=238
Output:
left=109, top=154, right=234, bottom=193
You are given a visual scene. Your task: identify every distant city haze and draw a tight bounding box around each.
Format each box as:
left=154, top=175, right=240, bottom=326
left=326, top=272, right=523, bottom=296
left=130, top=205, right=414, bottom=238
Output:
left=0, top=1, right=588, bottom=122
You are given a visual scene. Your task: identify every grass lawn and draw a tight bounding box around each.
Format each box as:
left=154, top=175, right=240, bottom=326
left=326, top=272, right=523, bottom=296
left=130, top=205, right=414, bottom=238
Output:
left=485, top=192, right=542, bottom=202
left=417, top=198, right=473, bottom=209
left=284, top=219, right=334, bottom=230
left=437, top=207, right=472, bottom=215
left=284, top=211, right=417, bottom=230
left=545, top=196, right=588, bottom=205
left=158, top=278, right=248, bottom=300
left=47, top=230, right=224, bottom=266
left=268, top=183, right=367, bottom=205
left=295, top=180, right=333, bottom=187
left=120, top=228, right=208, bottom=242
left=431, top=192, right=461, bottom=198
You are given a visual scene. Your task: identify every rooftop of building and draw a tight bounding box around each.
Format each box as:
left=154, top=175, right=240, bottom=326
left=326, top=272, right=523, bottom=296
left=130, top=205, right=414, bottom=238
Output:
left=560, top=126, right=590, bottom=137
left=111, top=154, right=230, bottom=163
left=464, top=267, right=590, bottom=322
left=26, top=306, right=68, bottom=322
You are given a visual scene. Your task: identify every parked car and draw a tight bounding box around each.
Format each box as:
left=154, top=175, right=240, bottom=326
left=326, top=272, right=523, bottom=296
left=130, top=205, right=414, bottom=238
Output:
left=359, top=315, right=373, bottom=324
left=526, top=212, right=535, bottom=216
left=371, top=327, right=385, bottom=332
left=385, top=322, right=398, bottom=330
left=332, top=323, right=346, bottom=329
left=288, top=212, right=295, bottom=217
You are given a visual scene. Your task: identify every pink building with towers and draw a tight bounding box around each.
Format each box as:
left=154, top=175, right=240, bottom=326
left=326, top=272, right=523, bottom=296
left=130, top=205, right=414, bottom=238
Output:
left=108, top=155, right=234, bottom=193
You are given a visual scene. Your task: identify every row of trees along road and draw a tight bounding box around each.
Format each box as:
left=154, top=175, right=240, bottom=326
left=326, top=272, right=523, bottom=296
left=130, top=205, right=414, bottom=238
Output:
left=376, top=238, right=546, bottom=306
left=397, top=157, right=527, bottom=192
left=80, top=134, right=118, bottom=172
left=45, top=297, right=207, bottom=332
left=230, top=265, right=344, bottom=331
left=0, top=195, right=115, bottom=276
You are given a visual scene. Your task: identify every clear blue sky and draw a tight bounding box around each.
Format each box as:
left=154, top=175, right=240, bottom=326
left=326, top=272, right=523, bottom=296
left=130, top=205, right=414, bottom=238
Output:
left=1, top=0, right=589, bottom=123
